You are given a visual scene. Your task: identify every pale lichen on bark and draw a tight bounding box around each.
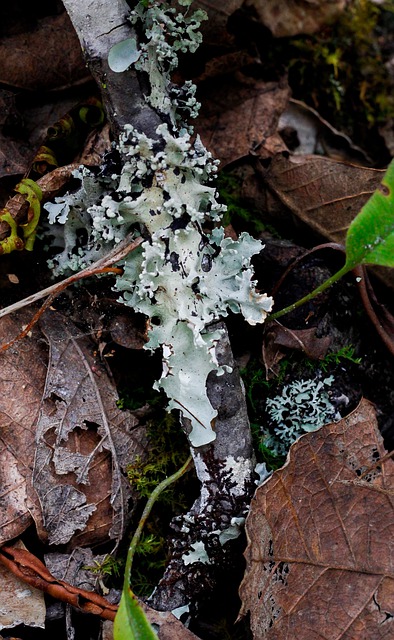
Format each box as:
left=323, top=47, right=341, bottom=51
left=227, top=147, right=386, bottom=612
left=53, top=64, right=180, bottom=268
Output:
left=54, top=0, right=273, bottom=613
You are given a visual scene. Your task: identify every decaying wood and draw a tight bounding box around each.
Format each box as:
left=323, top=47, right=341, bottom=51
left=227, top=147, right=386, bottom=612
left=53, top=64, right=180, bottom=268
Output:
left=61, top=0, right=162, bottom=137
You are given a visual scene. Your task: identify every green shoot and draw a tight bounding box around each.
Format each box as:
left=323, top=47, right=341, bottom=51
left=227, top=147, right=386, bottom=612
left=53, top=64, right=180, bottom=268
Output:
left=114, top=456, right=193, bottom=639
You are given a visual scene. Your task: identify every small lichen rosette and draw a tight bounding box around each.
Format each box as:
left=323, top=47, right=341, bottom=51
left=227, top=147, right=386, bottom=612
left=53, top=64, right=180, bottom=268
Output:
left=263, top=376, right=338, bottom=455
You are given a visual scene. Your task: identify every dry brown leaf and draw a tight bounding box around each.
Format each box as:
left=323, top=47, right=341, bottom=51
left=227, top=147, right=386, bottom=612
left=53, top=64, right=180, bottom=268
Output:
left=239, top=398, right=394, bottom=639
left=196, top=72, right=289, bottom=166
left=45, top=548, right=107, bottom=593
left=29, top=311, right=147, bottom=548
left=259, top=153, right=384, bottom=242
left=247, top=0, right=348, bottom=37
left=140, top=604, right=201, bottom=640
left=0, top=311, right=47, bottom=544
left=278, top=99, right=372, bottom=165
left=0, top=12, right=88, bottom=92
left=262, top=323, right=331, bottom=378
left=0, top=135, right=33, bottom=179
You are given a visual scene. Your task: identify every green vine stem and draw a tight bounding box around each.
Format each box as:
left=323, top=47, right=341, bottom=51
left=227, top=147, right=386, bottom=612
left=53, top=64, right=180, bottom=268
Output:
left=268, top=263, right=351, bottom=321
left=124, top=455, right=193, bottom=591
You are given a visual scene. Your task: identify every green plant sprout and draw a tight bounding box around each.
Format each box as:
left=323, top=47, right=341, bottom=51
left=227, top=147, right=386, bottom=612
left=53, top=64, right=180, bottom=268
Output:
left=114, top=455, right=192, bottom=640
left=306, top=345, right=361, bottom=372
left=269, top=160, right=394, bottom=321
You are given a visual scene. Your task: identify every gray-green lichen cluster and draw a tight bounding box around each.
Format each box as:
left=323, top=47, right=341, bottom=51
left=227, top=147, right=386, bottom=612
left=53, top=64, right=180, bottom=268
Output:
left=263, top=376, right=338, bottom=455
left=45, top=0, right=273, bottom=448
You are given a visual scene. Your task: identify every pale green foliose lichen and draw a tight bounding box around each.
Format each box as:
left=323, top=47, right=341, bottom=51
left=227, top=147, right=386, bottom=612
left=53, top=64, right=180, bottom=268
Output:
left=263, top=376, right=338, bottom=456
left=44, top=0, right=273, bottom=448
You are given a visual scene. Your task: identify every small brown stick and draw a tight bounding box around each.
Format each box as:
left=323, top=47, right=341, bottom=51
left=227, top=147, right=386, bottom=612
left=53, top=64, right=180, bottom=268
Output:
left=0, top=545, right=118, bottom=621
left=0, top=234, right=143, bottom=351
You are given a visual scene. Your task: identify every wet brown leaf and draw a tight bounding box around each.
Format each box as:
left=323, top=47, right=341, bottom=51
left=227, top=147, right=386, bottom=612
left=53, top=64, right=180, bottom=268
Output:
left=249, top=0, right=348, bottom=37
left=240, top=399, right=394, bottom=639
left=29, top=311, right=147, bottom=548
left=194, top=1, right=243, bottom=46
left=196, top=72, right=289, bottom=166
left=0, top=12, right=88, bottom=92
left=109, top=313, right=148, bottom=350
left=0, top=311, right=47, bottom=544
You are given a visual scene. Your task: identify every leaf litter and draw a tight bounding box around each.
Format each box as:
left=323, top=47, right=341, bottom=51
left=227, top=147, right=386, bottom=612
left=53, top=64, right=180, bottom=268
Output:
left=30, top=311, right=148, bottom=547
left=0, top=1, right=394, bottom=638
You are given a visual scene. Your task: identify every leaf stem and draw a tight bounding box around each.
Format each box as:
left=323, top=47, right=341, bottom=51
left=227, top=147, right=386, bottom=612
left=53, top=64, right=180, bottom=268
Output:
left=124, top=455, right=193, bottom=591
left=268, top=263, right=351, bottom=321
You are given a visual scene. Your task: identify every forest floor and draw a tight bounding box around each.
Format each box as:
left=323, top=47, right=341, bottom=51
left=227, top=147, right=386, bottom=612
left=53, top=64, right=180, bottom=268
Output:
left=0, top=1, right=393, bottom=639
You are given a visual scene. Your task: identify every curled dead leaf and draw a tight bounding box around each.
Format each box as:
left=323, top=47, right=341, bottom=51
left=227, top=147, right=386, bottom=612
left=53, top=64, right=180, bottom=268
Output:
left=240, top=398, right=394, bottom=639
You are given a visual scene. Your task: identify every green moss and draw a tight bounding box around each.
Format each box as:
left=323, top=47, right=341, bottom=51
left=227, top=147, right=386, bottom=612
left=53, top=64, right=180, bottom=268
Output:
left=304, top=344, right=361, bottom=373
left=127, top=411, right=190, bottom=500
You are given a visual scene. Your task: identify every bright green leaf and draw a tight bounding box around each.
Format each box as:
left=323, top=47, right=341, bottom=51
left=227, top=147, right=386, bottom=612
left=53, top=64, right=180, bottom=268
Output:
left=108, top=38, right=141, bottom=73
left=114, top=589, right=158, bottom=640
left=345, top=159, right=394, bottom=269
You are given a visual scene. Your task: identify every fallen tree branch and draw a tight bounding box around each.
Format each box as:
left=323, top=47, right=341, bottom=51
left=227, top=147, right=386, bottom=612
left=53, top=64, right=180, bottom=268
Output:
left=62, top=0, right=259, bottom=615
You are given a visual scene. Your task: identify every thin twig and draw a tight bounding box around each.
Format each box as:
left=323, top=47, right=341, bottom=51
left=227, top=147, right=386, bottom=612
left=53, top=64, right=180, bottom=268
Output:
left=0, top=235, right=143, bottom=321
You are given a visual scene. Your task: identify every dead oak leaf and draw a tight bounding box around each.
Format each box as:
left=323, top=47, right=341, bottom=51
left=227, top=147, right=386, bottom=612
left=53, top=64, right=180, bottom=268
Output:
left=239, top=398, right=394, bottom=639
left=29, top=311, right=147, bottom=548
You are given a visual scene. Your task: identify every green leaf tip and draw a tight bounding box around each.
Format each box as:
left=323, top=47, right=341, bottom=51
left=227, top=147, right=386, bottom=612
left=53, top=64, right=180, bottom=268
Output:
left=345, top=159, right=394, bottom=270
left=114, top=590, right=158, bottom=640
